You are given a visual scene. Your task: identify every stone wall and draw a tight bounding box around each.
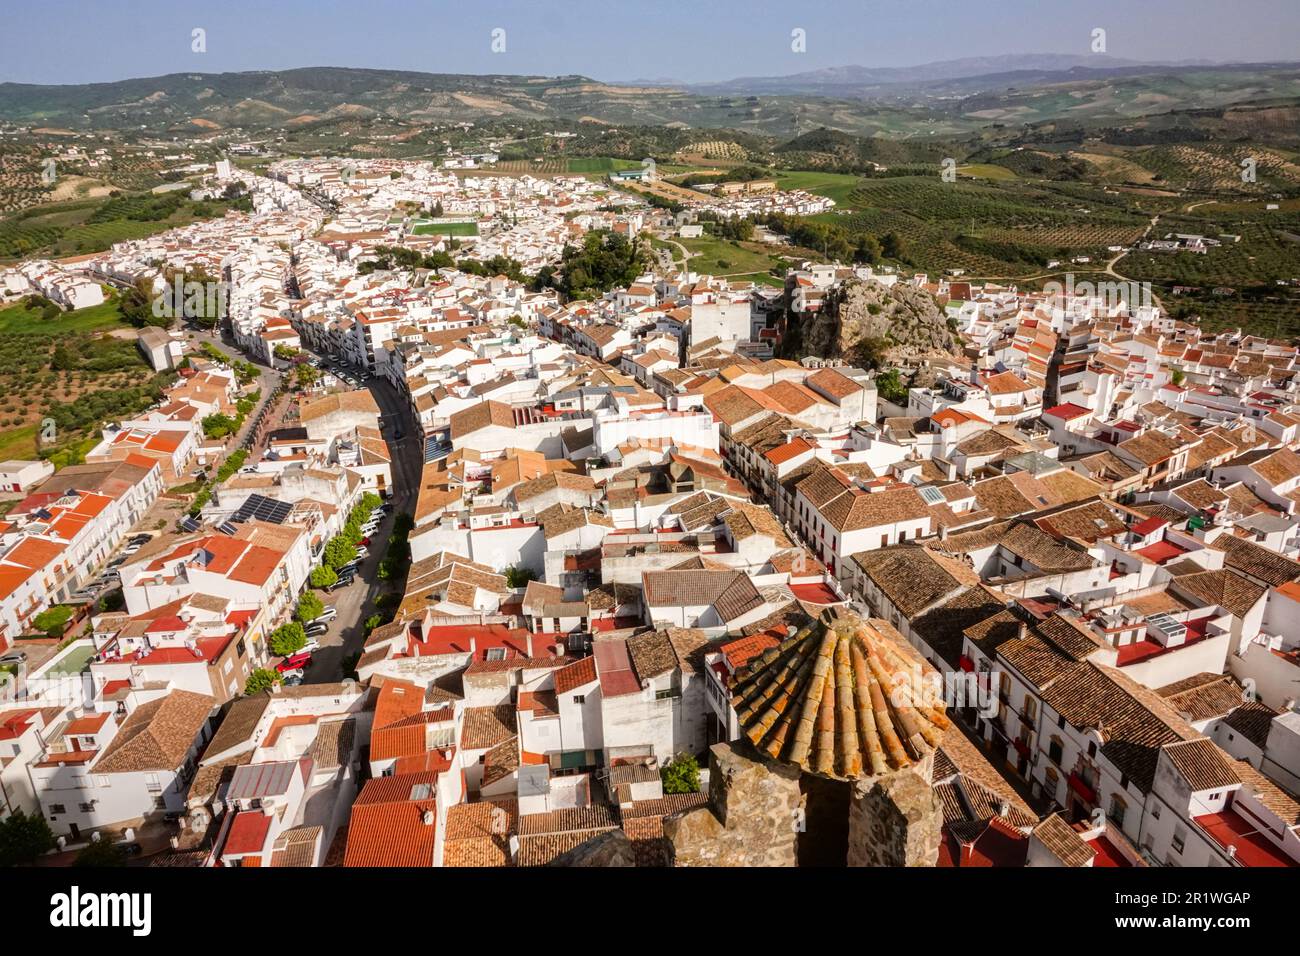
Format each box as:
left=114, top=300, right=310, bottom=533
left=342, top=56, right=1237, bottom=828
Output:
left=665, top=741, right=803, bottom=867
left=847, top=769, right=943, bottom=867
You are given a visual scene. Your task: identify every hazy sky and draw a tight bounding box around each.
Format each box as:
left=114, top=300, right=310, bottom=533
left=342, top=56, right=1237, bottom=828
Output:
left=2, top=0, right=1297, bottom=85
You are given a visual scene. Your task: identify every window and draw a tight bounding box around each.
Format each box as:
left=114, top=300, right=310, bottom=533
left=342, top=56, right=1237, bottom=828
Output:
left=572, top=694, right=585, bottom=705
left=1109, top=795, right=1127, bottom=828
left=50, top=804, right=66, bottom=815
left=78, top=802, right=94, bottom=813
left=1048, top=737, right=1063, bottom=765
left=1087, top=741, right=1097, bottom=758
left=1151, top=803, right=1161, bottom=821
left=1172, top=825, right=1186, bottom=854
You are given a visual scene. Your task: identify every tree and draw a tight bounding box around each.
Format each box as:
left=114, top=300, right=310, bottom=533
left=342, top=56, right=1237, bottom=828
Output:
left=503, top=565, right=535, bottom=589
left=202, top=413, right=238, bottom=440
left=295, top=363, right=319, bottom=390
left=32, top=605, right=73, bottom=638
left=324, top=536, right=357, bottom=571
left=309, top=565, right=338, bottom=589
left=1170, top=366, right=1186, bottom=386
left=268, top=621, right=306, bottom=658
left=0, top=809, right=56, bottom=866
left=661, top=753, right=701, bottom=795
left=295, top=591, right=324, bottom=624
left=244, top=668, right=281, bottom=695
left=873, top=368, right=909, bottom=404
left=74, top=839, right=127, bottom=867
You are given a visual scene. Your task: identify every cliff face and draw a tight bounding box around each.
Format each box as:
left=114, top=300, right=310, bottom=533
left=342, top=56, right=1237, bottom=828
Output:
left=801, top=277, right=962, bottom=366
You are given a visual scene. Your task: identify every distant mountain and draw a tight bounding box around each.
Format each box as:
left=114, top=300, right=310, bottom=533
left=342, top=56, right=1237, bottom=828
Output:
left=3, top=62, right=1299, bottom=142
left=685, top=54, right=1288, bottom=98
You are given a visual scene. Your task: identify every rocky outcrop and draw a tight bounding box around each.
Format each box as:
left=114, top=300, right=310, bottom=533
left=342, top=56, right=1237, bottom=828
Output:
left=665, top=741, right=804, bottom=867
left=549, top=829, right=637, bottom=867
left=802, top=278, right=961, bottom=366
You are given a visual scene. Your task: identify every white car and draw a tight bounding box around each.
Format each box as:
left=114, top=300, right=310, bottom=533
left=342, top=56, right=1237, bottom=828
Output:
left=354, top=546, right=370, bottom=560
left=311, top=606, right=338, bottom=624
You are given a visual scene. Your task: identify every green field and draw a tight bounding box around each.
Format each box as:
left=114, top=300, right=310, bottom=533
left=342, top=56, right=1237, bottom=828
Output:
left=674, top=234, right=784, bottom=276
left=411, top=220, right=479, bottom=237
left=958, top=164, right=1019, bottom=181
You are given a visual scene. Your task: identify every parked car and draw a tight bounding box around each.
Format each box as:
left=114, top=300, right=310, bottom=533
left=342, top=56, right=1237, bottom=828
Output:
left=284, top=674, right=304, bottom=687
left=380, top=503, right=393, bottom=514
left=311, top=606, right=338, bottom=624
left=107, top=556, right=128, bottom=569
left=277, top=652, right=312, bottom=673
left=354, top=546, right=370, bottom=561
left=304, top=623, right=328, bottom=638
left=0, top=650, right=27, bottom=665
left=359, top=536, right=372, bottom=548
left=326, top=576, right=353, bottom=593
left=120, top=842, right=143, bottom=857
left=301, top=637, right=322, bottom=653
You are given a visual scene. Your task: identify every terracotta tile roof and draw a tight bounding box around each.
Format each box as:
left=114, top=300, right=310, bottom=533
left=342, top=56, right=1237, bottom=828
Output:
left=1031, top=813, right=1095, bottom=867
left=460, top=704, right=516, bottom=750
left=554, top=654, right=598, bottom=694
left=343, top=772, right=440, bottom=867
left=94, top=690, right=215, bottom=774
left=731, top=610, right=951, bottom=780
left=1220, top=700, right=1279, bottom=749
left=851, top=545, right=981, bottom=618
left=1156, top=673, right=1248, bottom=723
left=1162, top=737, right=1240, bottom=791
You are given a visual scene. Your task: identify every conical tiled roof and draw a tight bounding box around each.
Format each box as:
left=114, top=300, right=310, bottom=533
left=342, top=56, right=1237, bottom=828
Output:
left=731, top=610, right=950, bottom=780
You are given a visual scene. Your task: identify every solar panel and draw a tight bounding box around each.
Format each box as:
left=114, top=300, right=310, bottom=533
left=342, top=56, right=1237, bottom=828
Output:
left=217, top=522, right=239, bottom=536
left=179, top=516, right=202, bottom=533
left=231, top=493, right=293, bottom=525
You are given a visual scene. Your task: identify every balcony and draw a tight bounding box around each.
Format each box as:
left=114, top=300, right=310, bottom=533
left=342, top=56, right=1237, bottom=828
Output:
left=1067, top=771, right=1097, bottom=805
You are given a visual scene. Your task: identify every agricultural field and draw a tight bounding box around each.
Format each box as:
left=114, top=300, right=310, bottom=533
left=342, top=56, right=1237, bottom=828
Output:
left=0, top=189, right=247, bottom=261
left=825, top=175, right=1149, bottom=278
left=1122, top=221, right=1300, bottom=289
left=0, top=293, right=158, bottom=460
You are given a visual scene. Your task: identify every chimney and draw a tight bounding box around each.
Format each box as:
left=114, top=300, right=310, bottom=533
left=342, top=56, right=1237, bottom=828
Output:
left=468, top=636, right=477, bottom=655
left=422, top=810, right=435, bottom=826
left=526, top=632, right=535, bottom=657
left=996, top=799, right=1010, bottom=818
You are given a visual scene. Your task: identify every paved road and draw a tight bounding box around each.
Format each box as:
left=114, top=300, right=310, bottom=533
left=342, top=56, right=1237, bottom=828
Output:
left=290, top=354, right=424, bottom=684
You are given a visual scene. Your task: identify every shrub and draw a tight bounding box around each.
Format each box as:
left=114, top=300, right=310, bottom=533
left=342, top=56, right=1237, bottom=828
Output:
left=244, top=668, right=281, bottom=695
left=661, top=753, right=701, bottom=795
left=74, top=839, right=127, bottom=867
left=32, top=605, right=73, bottom=638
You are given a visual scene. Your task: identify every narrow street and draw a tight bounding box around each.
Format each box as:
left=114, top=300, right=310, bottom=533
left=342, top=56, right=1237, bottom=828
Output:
left=288, top=352, right=425, bottom=684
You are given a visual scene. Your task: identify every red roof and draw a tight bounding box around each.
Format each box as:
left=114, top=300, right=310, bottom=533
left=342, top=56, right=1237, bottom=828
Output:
left=343, top=773, right=440, bottom=867
left=1131, top=515, right=1169, bottom=536
left=223, top=811, right=272, bottom=858
left=1195, top=808, right=1297, bottom=867
left=1134, top=540, right=1188, bottom=564
left=1043, top=403, right=1092, bottom=421
left=594, top=638, right=640, bottom=697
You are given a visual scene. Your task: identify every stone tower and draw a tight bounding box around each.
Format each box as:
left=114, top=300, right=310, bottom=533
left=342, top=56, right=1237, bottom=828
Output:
left=668, top=608, right=945, bottom=866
